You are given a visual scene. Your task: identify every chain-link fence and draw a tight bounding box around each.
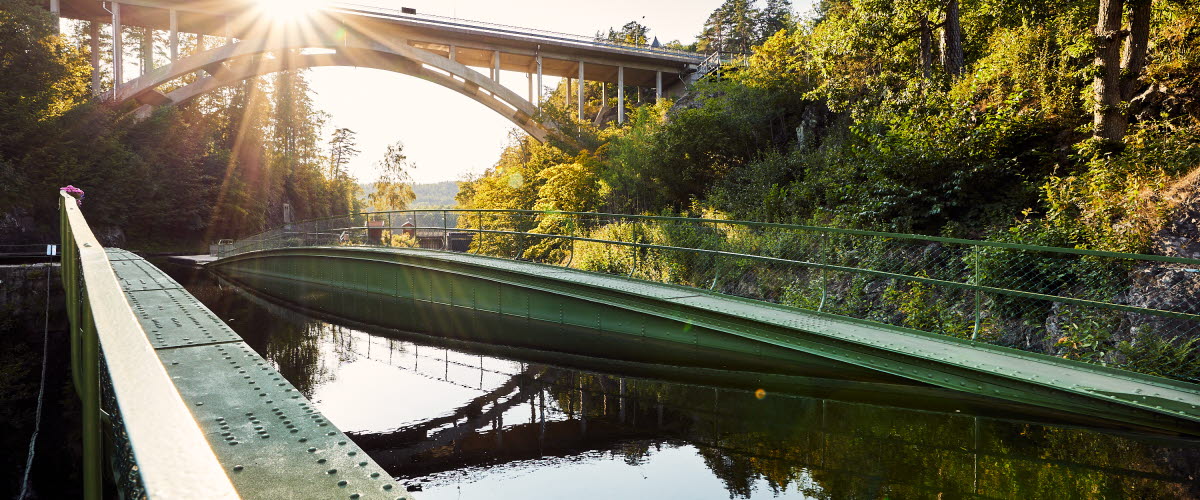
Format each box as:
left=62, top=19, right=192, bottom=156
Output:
left=224, top=209, right=1200, bottom=384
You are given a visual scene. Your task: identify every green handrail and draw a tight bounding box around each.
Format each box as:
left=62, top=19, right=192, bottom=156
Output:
left=59, top=192, right=238, bottom=499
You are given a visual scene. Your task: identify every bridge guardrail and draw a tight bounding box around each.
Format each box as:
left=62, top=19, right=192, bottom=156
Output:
left=221, top=209, right=1200, bottom=385
left=330, top=2, right=705, bottom=60
left=60, top=192, right=238, bottom=500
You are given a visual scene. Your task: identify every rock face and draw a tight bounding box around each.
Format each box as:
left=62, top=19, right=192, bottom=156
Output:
left=0, top=264, right=64, bottom=332
left=1152, top=174, right=1200, bottom=260
left=0, top=209, right=48, bottom=246
left=1123, top=178, right=1200, bottom=343
left=93, top=225, right=126, bottom=248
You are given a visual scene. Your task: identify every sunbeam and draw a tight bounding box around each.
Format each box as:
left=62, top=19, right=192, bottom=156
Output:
left=258, top=0, right=328, bottom=23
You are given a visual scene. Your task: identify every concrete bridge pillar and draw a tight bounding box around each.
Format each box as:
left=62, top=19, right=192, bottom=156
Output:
left=49, top=0, right=59, bottom=32
left=617, top=66, right=625, bottom=124
left=536, top=54, right=543, bottom=106
left=89, top=21, right=100, bottom=94
left=577, top=62, right=585, bottom=121
left=112, top=2, right=122, bottom=88
left=140, top=27, right=152, bottom=76
left=449, top=45, right=456, bottom=62
left=169, top=10, right=179, bottom=61
left=601, top=82, right=607, bottom=109
left=492, top=50, right=500, bottom=81
left=564, top=78, right=571, bottom=107
left=656, top=71, right=663, bottom=102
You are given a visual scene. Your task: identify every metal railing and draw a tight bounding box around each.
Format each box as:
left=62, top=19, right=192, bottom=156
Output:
left=0, top=243, right=58, bottom=260
left=59, top=192, right=238, bottom=499
left=693, top=52, right=751, bottom=82
left=221, top=209, right=1200, bottom=384
left=329, top=2, right=705, bottom=60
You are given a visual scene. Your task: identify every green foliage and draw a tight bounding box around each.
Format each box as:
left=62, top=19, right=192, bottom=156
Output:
left=368, top=141, right=415, bottom=211
left=1114, top=335, right=1200, bottom=381
left=573, top=222, right=688, bottom=284
left=598, top=21, right=651, bottom=46
left=883, top=276, right=974, bottom=337
left=0, top=3, right=362, bottom=248
left=1051, top=307, right=1200, bottom=381
left=1015, top=119, right=1200, bottom=253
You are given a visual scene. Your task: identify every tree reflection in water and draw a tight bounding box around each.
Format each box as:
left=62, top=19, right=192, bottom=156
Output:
left=167, top=262, right=1200, bottom=499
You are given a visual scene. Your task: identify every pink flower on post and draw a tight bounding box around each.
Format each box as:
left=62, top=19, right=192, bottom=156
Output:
left=60, top=185, right=85, bottom=206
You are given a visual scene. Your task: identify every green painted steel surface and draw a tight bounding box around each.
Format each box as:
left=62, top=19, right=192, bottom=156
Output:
left=60, top=193, right=238, bottom=499
left=213, top=246, right=1200, bottom=435
left=105, top=251, right=409, bottom=499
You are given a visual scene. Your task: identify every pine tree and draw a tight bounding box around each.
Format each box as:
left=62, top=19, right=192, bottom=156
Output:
left=328, top=127, right=360, bottom=179
left=758, top=0, right=793, bottom=40
left=698, top=0, right=760, bottom=54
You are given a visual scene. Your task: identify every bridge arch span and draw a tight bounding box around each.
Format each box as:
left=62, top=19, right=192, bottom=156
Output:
left=115, top=33, right=558, bottom=142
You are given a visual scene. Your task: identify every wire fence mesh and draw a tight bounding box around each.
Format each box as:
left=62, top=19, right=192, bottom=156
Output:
left=224, top=209, right=1200, bottom=384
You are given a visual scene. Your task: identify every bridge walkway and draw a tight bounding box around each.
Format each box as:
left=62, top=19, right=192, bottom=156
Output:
left=103, top=248, right=408, bottom=499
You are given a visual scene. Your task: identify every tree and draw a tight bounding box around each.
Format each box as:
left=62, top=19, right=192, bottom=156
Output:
left=939, top=0, right=963, bottom=75
left=327, top=127, right=359, bottom=178
left=758, top=0, right=794, bottom=40
left=600, top=20, right=651, bottom=45
left=367, top=141, right=415, bottom=211
left=1093, top=0, right=1151, bottom=143
left=698, top=0, right=760, bottom=54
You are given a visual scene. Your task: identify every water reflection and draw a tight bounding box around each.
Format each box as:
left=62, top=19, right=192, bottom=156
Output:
left=163, top=262, right=1200, bottom=499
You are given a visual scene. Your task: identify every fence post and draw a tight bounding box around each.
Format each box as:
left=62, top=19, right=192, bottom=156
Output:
left=818, top=234, right=829, bottom=313
left=565, top=214, right=577, bottom=268
left=972, top=247, right=982, bottom=340
left=627, top=220, right=639, bottom=278
left=477, top=210, right=483, bottom=255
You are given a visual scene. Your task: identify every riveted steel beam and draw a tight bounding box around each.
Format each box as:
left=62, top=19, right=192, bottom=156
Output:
left=212, top=247, right=1200, bottom=436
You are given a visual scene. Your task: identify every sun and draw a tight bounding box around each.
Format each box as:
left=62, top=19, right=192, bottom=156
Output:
left=258, top=0, right=327, bottom=22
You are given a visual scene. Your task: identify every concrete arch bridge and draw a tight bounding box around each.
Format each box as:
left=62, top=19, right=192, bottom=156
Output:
left=47, top=0, right=707, bottom=142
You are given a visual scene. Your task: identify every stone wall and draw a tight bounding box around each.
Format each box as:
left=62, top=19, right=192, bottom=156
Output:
left=0, top=263, right=77, bottom=499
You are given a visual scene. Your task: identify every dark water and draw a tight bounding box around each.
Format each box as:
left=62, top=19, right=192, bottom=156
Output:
left=160, top=262, right=1200, bottom=500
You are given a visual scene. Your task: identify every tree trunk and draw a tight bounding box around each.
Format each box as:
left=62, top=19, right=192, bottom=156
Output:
left=1093, top=0, right=1127, bottom=142
left=919, top=14, right=934, bottom=78
left=940, top=0, right=964, bottom=76
left=1120, top=0, right=1151, bottom=102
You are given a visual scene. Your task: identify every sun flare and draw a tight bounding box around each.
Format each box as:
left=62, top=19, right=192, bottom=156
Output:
left=258, top=0, right=327, bottom=22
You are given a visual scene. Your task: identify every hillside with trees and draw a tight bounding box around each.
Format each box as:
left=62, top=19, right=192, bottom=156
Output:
left=451, top=0, right=1200, bottom=376
left=459, top=0, right=1200, bottom=256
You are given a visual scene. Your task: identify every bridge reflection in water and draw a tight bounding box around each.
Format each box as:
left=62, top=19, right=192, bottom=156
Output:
left=164, top=262, right=1200, bottom=500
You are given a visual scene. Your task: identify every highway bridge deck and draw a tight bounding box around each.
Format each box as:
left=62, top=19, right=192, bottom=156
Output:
left=104, top=249, right=408, bottom=499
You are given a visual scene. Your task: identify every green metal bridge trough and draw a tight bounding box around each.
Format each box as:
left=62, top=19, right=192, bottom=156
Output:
left=211, top=246, right=1200, bottom=436
left=59, top=193, right=409, bottom=499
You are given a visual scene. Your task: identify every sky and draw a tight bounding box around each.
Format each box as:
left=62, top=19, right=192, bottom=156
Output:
left=304, top=0, right=745, bottom=184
